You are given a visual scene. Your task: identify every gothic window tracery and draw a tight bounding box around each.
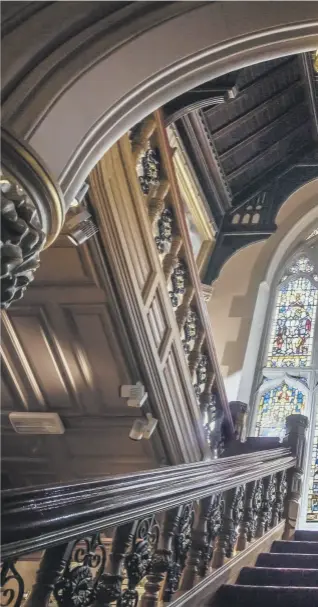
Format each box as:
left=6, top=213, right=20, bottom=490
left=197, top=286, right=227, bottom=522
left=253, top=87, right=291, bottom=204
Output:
left=253, top=238, right=318, bottom=523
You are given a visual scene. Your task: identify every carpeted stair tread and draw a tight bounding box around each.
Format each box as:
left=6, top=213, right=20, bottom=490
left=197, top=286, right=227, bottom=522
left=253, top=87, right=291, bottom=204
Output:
left=295, top=530, right=318, bottom=542
left=255, top=552, right=318, bottom=569
left=271, top=540, right=318, bottom=554
left=237, top=566, right=318, bottom=586
left=213, top=584, right=318, bottom=606
left=256, top=552, right=318, bottom=569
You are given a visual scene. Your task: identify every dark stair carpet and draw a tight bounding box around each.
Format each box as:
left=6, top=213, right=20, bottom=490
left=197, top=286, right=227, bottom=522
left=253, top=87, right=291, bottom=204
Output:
left=295, top=530, right=318, bottom=542
left=256, top=552, right=318, bottom=569
left=271, top=540, right=318, bottom=554
left=212, top=530, right=318, bottom=606
left=237, top=566, right=318, bottom=586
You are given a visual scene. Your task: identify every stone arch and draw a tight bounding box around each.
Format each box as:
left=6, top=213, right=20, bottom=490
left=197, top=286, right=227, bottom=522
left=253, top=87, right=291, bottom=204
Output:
left=2, top=1, right=318, bottom=205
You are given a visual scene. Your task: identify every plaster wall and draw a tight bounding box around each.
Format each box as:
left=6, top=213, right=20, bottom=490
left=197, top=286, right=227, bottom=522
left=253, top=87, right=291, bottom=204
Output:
left=208, top=179, right=318, bottom=401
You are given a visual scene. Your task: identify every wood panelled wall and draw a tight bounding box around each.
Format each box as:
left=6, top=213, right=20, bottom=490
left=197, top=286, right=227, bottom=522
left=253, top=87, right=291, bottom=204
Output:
left=1, top=235, right=166, bottom=488
left=1, top=119, right=213, bottom=489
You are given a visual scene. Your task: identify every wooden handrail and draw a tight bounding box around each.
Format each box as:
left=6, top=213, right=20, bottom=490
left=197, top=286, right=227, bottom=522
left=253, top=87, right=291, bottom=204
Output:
left=2, top=448, right=294, bottom=558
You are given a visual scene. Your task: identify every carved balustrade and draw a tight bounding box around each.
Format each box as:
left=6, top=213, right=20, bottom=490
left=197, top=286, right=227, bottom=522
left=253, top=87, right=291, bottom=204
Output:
left=1, top=429, right=306, bottom=607
left=130, top=112, right=232, bottom=452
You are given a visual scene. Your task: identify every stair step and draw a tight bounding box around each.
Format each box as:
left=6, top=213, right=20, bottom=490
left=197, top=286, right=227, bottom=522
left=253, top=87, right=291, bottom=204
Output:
left=295, top=530, right=318, bottom=542
left=271, top=540, right=318, bottom=554
left=214, top=585, right=318, bottom=606
left=237, top=566, right=318, bottom=587
left=256, top=553, right=318, bottom=569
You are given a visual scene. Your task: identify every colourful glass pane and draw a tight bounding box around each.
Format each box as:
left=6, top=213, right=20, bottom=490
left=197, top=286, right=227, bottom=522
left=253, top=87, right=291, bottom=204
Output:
left=266, top=277, right=318, bottom=368
left=255, top=382, right=306, bottom=439
left=306, top=227, right=318, bottom=240
left=306, top=402, right=318, bottom=522
left=289, top=256, right=314, bottom=274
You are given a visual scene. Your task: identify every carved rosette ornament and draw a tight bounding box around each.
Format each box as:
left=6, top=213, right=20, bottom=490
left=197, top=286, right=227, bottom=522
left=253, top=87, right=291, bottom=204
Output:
left=155, top=208, right=173, bottom=254
left=181, top=309, right=197, bottom=353
left=136, top=145, right=160, bottom=195
left=169, top=261, right=187, bottom=309
left=1, top=129, right=65, bottom=309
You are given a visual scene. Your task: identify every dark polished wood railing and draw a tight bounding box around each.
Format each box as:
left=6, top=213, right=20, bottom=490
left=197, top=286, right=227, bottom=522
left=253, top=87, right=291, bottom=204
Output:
left=1, top=414, right=307, bottom=607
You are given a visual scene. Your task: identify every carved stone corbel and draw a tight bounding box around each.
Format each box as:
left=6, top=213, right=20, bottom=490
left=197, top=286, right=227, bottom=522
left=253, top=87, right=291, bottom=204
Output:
left=1, top=129, right=66, bottom=308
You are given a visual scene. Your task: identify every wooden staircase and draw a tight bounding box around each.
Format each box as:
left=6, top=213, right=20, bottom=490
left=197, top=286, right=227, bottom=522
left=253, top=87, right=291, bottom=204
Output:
left=213, top=530, right=318, bottom=606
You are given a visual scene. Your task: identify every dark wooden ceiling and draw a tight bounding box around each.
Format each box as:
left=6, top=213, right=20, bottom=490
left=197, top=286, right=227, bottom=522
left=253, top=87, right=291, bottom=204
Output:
left=165, top=52, right=318, bottom=282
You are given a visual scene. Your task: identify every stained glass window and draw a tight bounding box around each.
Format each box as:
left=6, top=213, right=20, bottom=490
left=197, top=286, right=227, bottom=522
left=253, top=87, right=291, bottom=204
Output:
left=289, top=256, right=315, bottom=275
left=266, top=276, right=318, bottom=368
left=307, top=403, right=318, bottom=522
left=255, top=382, right=306, bottom=439
left=254, top=246, right=318, bottom=525
left=307, top=227, right=318, bottom=240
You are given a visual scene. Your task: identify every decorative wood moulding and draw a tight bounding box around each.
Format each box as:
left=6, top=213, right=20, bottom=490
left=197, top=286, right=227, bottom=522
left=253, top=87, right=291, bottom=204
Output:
left=129, top=110, right=234, bottom=444
left=89, top=128, right=209, bottom=464
left=1, top=129, right=66, bottom=308
left=167, top=125, right=215, bottom=276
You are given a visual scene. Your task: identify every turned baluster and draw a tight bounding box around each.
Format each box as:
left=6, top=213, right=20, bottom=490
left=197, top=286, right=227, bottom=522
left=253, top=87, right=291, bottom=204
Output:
left=180, top=496, right=213, bottom=590
left=24, top=544, right=73, bottom=607
left=148, top=180, right=170, bottom=225
left=272, top=470, right=287, bottom=528
left=188, top=329, right=205, bottom=377
left=212, top=485, right=244, bottom=568
left=212, top=488, right=235, bottom=568
left=163, top=236, right=183, bottom=282
left=255, top=475, right=276, bottom=538
left=237, top=481, right=256, bottom=552
left=94, top=523, right=135, bottom=606
left=140, top=507, right=181, bottom=607
left=176, top=286, right=195, bottom=329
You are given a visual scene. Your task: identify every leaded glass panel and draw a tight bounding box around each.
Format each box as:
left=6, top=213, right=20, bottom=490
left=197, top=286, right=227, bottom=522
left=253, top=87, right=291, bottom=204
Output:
left=266, top=277, right=318, bottom=368
left=255, top=382, right=306, bottom=439
left=289, top=256, right=315, bottom=274
left=307, top=403, right=318, bottom=522
left=307, top=227, right=318, bottom=240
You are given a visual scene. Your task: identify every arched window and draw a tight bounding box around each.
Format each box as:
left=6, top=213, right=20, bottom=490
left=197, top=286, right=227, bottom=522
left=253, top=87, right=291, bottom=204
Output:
left=252, top=229, right=318, bottom=525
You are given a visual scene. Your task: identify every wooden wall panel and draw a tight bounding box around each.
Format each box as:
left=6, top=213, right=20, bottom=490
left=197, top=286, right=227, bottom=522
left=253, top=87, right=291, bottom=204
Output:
left=1, top=234, right=165, bottom=488
left=63, top=303, right=131, bottom=414
left=34, top=236, right=98, bottom=287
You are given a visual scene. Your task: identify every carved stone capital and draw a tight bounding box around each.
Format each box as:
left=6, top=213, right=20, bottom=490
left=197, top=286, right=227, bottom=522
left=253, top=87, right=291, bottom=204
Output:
left=1, top=129, right=66, bottom=308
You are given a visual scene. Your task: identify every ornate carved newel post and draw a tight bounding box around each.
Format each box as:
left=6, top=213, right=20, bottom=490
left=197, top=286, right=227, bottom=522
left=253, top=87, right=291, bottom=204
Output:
left=1, top=129, right=66, bottom=308
left=229, top=401, right=248, bottom=442
left=282, top=413, right=308, bottom=539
